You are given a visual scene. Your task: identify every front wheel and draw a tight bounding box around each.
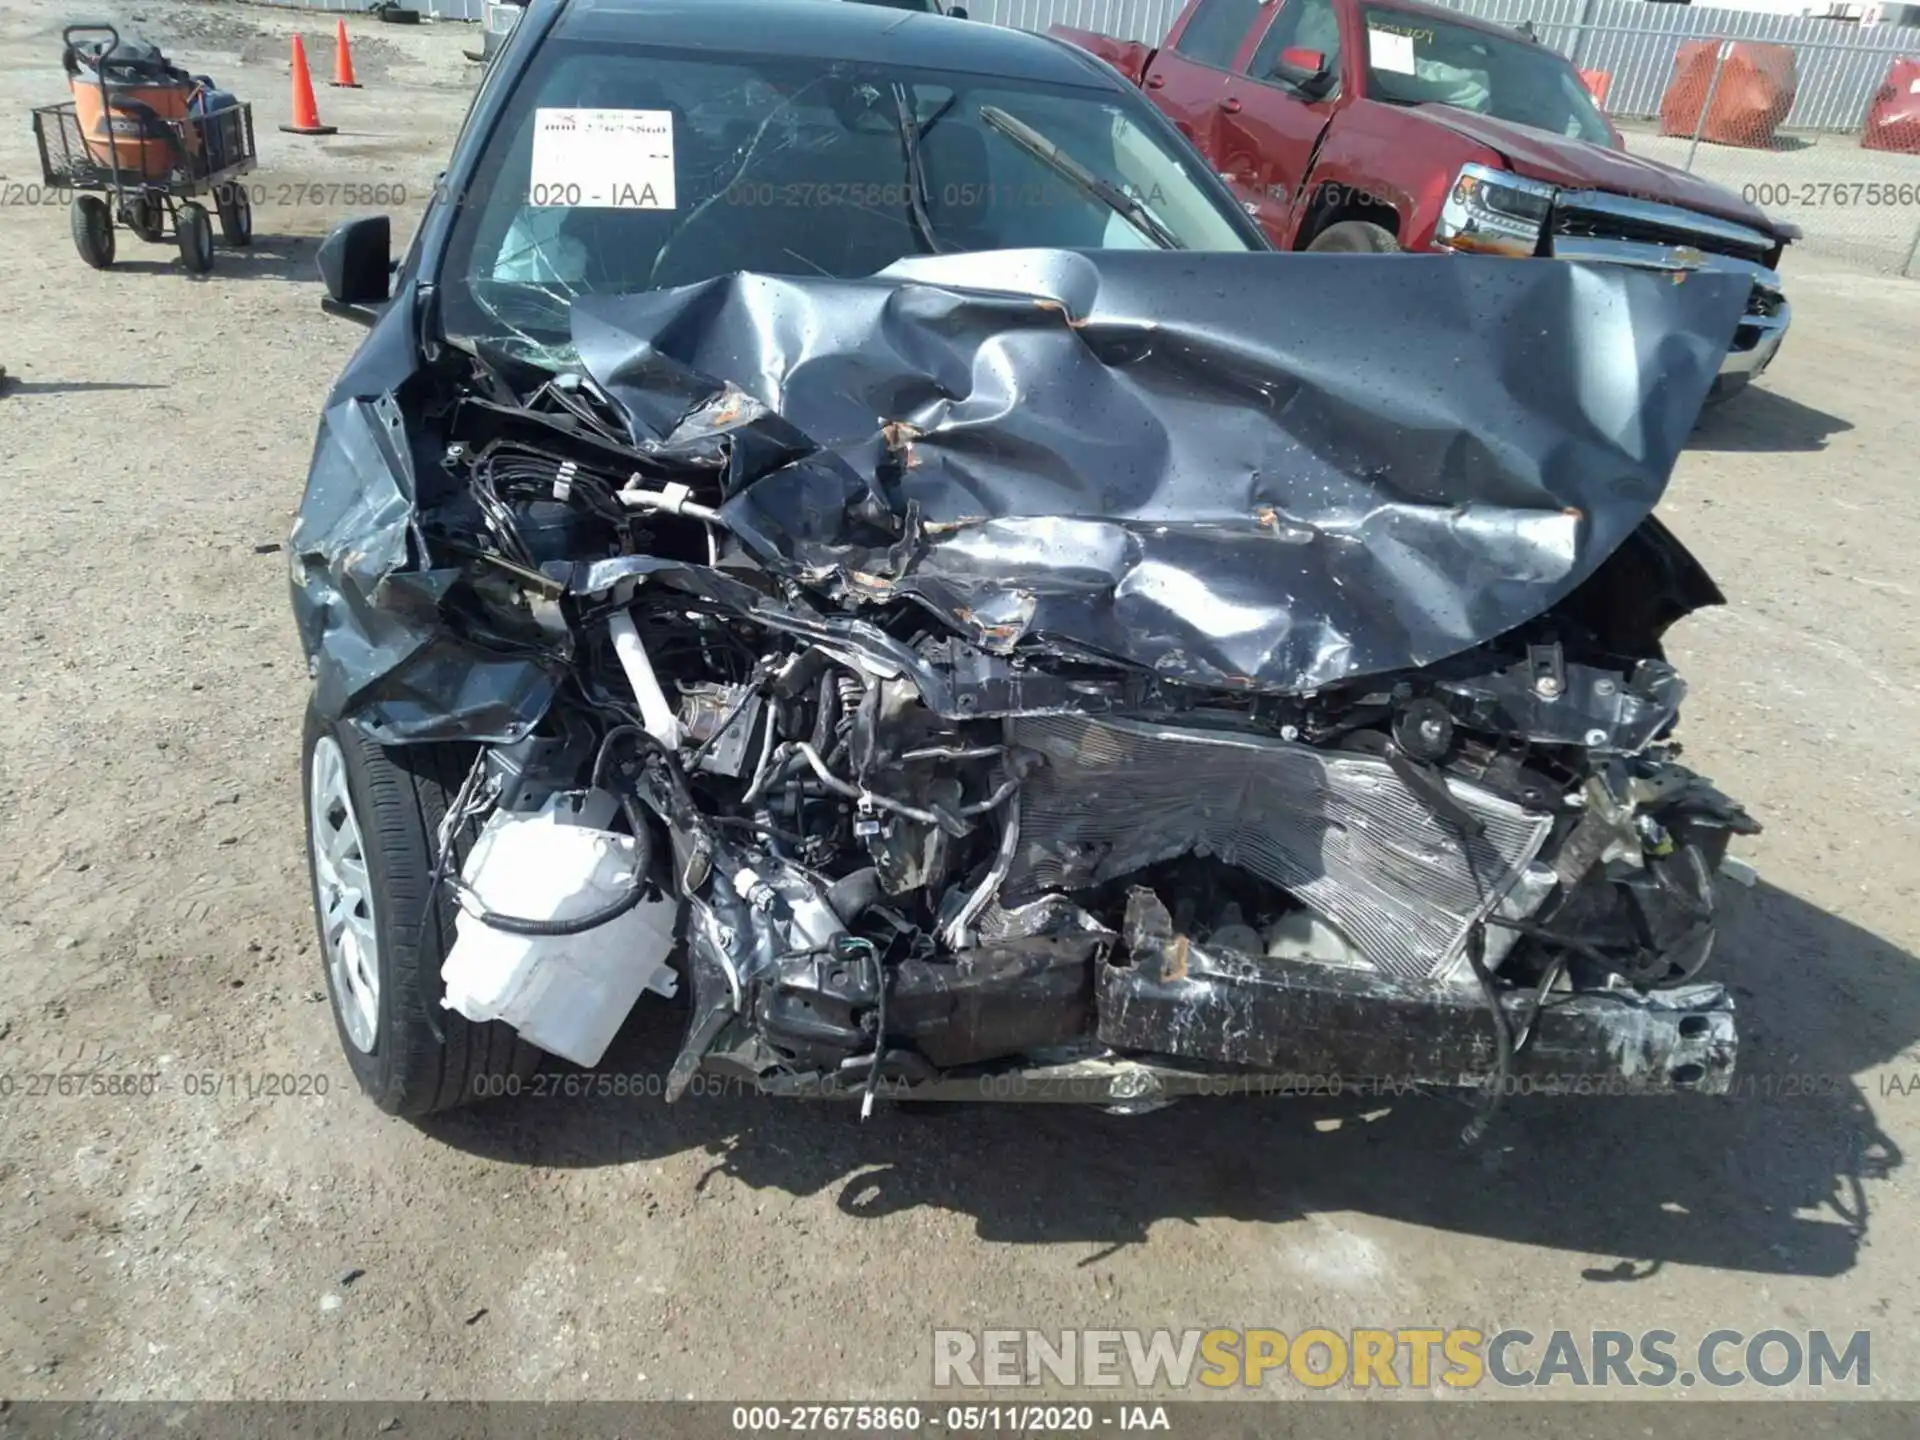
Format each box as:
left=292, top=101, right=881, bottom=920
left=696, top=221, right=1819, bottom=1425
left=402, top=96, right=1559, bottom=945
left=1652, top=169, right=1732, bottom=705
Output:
left=302, top=702, right=540, bottom=1116
left=1306, top=220, right=1401, bottom=253
left=215, top=184, right=252, bottom=247
left=176, top=200, right=214, bottom=273
left=71, top=195, right=114, bottom=268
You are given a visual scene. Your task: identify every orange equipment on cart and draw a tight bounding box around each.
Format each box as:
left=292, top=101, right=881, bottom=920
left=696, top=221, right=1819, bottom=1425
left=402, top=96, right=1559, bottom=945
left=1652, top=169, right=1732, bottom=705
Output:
left=63, top=27, right=204, bottom=181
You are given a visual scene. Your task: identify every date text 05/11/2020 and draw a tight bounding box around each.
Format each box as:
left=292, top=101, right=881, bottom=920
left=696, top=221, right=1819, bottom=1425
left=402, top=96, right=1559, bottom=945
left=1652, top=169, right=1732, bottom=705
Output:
left=726, top=1405, right=1173, bottom=1432
left=0, top=1071, right=333, bottom=1101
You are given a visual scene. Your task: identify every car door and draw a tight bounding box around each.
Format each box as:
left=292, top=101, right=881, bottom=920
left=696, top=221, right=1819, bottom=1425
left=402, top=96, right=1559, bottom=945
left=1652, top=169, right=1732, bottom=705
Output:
left=1214, top=0, right=1345, bottom=246
left=1144, top=0, right=1269, bottom=164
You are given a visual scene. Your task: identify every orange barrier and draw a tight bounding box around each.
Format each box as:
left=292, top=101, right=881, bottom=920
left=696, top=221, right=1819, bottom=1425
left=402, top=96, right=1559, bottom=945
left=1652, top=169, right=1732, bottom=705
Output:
left=279, top=35, right=337, bottom=136
left=1658, top=40, right=1797, bottom=148
left=1579, top=69, right=1612, bottom=107
left=1863, top=55, right=1920, bottom=155
left=331, top=19, right=361, bottom=89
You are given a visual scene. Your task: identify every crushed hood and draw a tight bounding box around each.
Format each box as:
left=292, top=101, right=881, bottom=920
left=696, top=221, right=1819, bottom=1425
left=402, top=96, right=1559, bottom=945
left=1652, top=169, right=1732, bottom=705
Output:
left=1407, top=106, right=1785, bottom=237
left=572, top=249, right=1748, bottom=694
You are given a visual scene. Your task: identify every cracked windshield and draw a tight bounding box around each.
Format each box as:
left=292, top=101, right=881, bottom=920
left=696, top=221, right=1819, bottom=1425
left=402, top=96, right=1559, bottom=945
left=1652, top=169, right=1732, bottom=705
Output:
left=436, top=41, right=1254, bottom=353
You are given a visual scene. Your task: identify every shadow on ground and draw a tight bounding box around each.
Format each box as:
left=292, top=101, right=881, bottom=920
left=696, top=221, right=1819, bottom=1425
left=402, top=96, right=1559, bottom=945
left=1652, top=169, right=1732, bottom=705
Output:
left=2, top=380, right=168, bottom=395
left=1690, top=384, right=1852, bottom=453
left=102, top=234, right=319, bottom=284
left=426, top=877, right=1910, bottom=1280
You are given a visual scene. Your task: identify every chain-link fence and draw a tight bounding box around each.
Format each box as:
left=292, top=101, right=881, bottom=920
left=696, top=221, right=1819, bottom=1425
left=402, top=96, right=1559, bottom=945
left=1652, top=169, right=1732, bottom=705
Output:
left=1610, top=37, right=1920, bottom=278
left=256, top=1, right=489, bottom=20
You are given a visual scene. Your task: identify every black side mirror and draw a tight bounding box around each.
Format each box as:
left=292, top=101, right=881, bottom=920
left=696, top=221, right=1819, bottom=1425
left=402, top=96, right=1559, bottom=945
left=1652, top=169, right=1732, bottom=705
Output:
left=948, top=4, right=969, bottom=16
left=1272, top=46, right=1335, bottom=99
left=317, top=215, right=392, bottom=325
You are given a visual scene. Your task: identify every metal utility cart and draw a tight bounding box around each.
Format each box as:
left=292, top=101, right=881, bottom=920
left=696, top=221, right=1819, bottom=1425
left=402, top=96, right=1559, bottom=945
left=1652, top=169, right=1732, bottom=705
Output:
left=32, top=24, right=259, bottom=274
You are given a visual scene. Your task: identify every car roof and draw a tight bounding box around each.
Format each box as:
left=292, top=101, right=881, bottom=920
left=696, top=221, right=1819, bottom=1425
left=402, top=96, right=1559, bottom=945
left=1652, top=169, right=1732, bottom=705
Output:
left=553, top=0, right=1112, bottom=87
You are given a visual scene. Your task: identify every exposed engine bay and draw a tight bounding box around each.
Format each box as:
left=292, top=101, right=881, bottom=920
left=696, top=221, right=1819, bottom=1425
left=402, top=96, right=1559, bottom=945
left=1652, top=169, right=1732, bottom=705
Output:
left=291, top=249, right=1760, bottom=1116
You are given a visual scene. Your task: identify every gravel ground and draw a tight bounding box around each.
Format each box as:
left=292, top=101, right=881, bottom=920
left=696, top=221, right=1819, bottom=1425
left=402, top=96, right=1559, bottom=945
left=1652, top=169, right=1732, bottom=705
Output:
left=3, top=0, right=1920, bottom=1413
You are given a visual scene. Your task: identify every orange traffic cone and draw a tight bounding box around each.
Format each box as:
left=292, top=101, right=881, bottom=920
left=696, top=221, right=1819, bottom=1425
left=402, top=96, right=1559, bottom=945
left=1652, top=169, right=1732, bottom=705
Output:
left=279, top=35, right=338, bottom=136
left=330, top=20, right=361, bottom=88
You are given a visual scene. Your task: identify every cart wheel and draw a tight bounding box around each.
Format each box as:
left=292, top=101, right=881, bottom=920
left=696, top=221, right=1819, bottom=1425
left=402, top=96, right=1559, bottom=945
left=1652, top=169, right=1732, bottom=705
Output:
left=127, top=196, right=166, bottom=244
left=177, top=201, right=214, bottom=274
left=215, top=184, right=252, bottom=248
left=71, top=195, right=115, bottom=269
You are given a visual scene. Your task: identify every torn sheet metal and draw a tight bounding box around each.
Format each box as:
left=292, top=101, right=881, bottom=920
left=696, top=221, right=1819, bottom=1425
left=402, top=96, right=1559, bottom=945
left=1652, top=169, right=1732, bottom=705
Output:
left=1005, top=714, right=1553, bottom=981
left=572, top=248, right=1750, bottom=694
left=1433, top=654, right=1687, bottom=756
left=289, top=395, right=567, bottom=743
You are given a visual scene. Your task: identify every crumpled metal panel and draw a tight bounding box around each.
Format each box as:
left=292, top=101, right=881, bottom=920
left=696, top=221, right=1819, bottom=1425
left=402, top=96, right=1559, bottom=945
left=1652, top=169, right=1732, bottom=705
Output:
left=289, top=394, right=564, bottom=744
left=573, top=248, right=1748, bottom=694
left=1003, top=715, right=1554, bottom=980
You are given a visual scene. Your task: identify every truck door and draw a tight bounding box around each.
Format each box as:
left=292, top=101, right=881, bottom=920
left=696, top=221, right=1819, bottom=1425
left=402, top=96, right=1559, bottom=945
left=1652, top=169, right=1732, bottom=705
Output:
left=1145, top=0, right=1269, bottom=163
left=1215, top=0, right=1345, bottom=246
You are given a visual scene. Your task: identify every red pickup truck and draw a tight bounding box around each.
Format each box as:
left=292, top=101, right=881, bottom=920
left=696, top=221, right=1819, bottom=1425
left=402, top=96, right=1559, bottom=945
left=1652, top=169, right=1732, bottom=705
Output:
left=1056, top=0, right=1794, bottom=397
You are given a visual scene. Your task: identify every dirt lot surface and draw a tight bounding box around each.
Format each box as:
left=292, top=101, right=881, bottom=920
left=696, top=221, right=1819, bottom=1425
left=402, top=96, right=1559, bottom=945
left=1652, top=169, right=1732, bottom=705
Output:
left=3, top=0, right=1920, bottom=1413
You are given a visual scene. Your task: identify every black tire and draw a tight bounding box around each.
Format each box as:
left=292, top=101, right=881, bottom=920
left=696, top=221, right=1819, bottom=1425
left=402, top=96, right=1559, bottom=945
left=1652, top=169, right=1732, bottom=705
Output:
left=215, top=183, right=252, bottom=247
left=176, top=200, right=214, bottom=273
left=1306, top=219, right=1402, bottom=253
left=302, top=701, right=541, bottom=1117
left=70, top=195, right=114, bottom=269
left=126, top=195, right=166, bottom=243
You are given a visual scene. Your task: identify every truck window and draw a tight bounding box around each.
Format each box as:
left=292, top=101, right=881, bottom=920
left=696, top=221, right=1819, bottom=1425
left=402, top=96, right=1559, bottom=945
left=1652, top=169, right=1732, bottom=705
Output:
left=1247, top=0, right=1342, bottom=92
left=1360, top=8, right=1612, bottom=144
left=1173, top=0, right=1265, bottom=69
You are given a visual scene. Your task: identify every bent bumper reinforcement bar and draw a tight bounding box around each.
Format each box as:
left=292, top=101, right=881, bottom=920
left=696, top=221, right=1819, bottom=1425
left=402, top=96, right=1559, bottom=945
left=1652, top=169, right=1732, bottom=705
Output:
left=712, top=888, right=1737, bottom=1105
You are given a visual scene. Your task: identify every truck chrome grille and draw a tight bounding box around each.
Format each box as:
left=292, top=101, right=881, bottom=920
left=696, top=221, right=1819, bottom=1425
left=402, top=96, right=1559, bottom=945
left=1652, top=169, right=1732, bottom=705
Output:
left=1551, top=188, right=1777, bottom=265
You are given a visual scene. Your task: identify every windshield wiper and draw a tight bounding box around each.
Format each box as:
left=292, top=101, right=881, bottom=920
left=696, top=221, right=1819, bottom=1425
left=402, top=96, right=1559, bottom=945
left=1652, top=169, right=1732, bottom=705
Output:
left=892, top=83, right=949, bottom=256
left=977, top=104, right=1182, bottom=251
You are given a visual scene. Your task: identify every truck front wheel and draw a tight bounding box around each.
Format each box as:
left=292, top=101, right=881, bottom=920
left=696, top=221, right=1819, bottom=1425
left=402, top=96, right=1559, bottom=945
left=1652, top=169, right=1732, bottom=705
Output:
left=1307, top=220, right=1401, bottom=253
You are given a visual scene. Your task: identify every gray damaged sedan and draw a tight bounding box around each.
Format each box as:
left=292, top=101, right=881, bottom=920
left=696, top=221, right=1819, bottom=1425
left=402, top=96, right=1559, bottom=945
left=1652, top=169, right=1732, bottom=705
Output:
left=292, top=0, right=1757, bottom=1130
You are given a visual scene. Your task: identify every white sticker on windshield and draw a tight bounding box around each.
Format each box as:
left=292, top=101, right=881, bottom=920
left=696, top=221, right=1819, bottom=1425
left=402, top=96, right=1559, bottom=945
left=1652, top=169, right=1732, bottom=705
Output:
left=1910, top=76, right=1920, bottom=94
left=529, top=108, right=676, bottom=209
left=1368, top=29, right=1417, bottom=75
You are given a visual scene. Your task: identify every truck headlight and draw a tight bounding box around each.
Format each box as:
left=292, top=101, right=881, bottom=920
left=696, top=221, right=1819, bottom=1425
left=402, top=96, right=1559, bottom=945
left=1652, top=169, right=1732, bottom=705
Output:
left=1434, top=164, right=1555, bottom=258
